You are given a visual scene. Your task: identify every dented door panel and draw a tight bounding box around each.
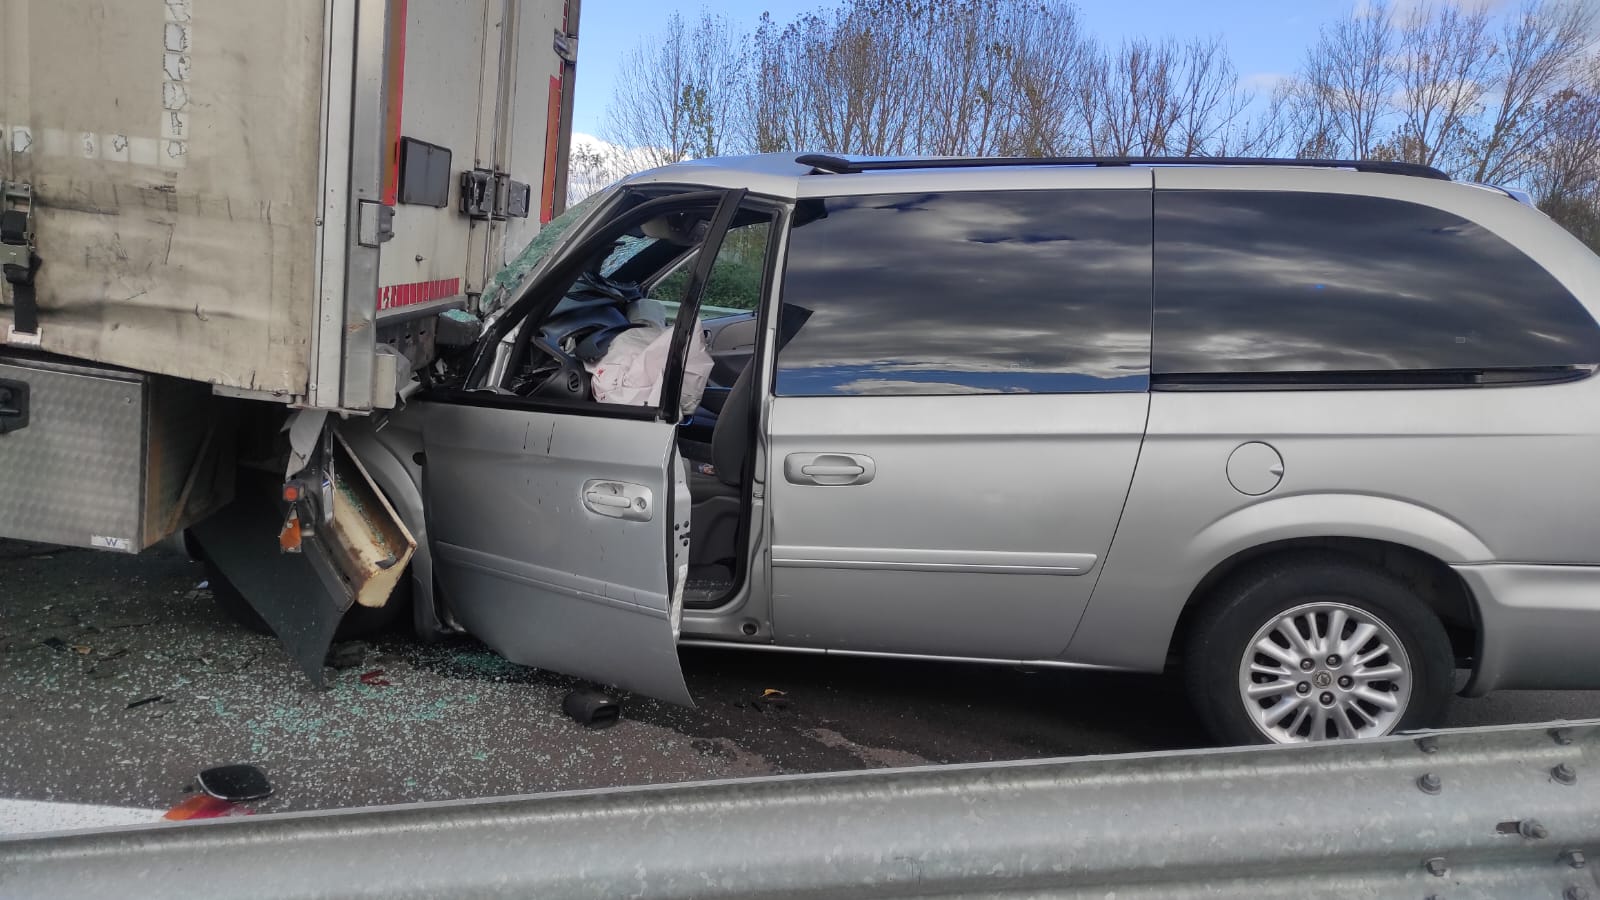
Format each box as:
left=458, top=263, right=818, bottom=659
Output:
left=420, top=401, right=692, bottom=705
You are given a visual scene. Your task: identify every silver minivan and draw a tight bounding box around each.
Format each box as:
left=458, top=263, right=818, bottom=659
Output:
left=349, top=154, right=1600, bottom=745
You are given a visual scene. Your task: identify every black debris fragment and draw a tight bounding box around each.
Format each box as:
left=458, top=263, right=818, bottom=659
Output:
left=126, top=695, right=164, bottom=709
left=197, top=764, right=273, bottom=802
left=325, top=641, right=370, bottom=670
left=563, top=688, right=621, bottom=729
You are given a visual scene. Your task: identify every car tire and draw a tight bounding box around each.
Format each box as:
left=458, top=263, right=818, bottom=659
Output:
left=1185, top=554, right=1453, bottom=746
left=205, top=558, right=412, bottom=641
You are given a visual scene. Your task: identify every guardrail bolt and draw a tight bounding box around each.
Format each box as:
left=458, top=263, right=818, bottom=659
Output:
left=1416, top=735, right=1439, bottom=754
left=1423, top=857, right=1449, bottom=877
left=1516, top=818, right=1549, bottom=839
left=1552, top=764, right=1578, bottom=785
left=1551, top=727, right=1575, bottom=745
left=1562, top=849, right=1586, bottom=869
left=1565, top=886, right=1591, bottom=900
left=1417, top=772, right=1443, bottom=794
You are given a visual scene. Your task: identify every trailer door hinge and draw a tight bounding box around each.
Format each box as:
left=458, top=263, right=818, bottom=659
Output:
left=1, top=182, right=41, bottom=346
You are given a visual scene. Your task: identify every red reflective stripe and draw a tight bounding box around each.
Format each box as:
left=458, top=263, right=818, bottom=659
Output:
left=377, top=278, right=464, bottom=310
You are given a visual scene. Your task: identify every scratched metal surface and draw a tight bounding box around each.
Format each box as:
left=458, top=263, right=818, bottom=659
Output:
left=0, top=0, right=323, bottom=397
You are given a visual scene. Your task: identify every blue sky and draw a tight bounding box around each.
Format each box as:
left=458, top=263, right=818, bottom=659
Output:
left=571, top=0, right=1369, bottom=138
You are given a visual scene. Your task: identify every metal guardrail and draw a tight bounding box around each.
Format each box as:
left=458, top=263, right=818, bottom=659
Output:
left=1, top=720, right=1596, bottom=898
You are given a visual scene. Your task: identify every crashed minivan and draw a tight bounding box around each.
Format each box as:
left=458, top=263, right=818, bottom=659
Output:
left=12, top=152, right=1600, bottom=743
left=288, top=153, right=1600, bottom=746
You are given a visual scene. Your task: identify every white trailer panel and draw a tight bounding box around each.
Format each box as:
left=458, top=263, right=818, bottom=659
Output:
left=0, top=0, right=327, bottom=399
left=0, top=0, right=577, bottom=411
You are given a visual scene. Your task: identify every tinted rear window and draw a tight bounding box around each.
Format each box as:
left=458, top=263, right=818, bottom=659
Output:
left=775, top=190, right=1152, bottom=396
left=1153, top=190, right=1600, bottom=374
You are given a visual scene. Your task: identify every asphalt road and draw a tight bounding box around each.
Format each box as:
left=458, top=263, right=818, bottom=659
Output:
left=3, top=540, right=1599, bottom=816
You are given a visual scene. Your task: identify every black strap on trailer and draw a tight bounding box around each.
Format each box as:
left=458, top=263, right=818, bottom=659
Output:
left=1, top=203, right=40, bottom=338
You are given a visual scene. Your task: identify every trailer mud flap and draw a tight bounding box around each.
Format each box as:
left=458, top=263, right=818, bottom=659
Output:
left=191, top=436, right=416, bottom=686
left=189, top=484, right=351, bottom=686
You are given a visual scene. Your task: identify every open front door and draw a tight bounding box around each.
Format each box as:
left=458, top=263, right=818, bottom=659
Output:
left=418, top=188, right=748, bottom=706
left=421, top=407, right=693, bottom=704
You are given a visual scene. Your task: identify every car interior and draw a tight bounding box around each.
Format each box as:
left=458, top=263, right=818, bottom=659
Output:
left=490, top=198, right=774, bottom=608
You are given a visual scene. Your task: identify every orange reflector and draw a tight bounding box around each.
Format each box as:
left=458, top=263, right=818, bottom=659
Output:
left=279, top=510, right=303, bottom=553
left=283, top=484, right=300, bottom=502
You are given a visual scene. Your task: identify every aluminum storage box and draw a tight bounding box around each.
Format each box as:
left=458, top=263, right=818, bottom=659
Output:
left=0, top=355, right=228, bottom=551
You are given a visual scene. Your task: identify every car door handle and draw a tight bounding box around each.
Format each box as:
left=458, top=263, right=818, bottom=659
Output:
left=582, top=480, right=653, bottom=521
left=801, top=464, right=862, bottom=477
left=585, top=493, right=632, bottom=509
left=785, top=453, right=875, bottom=486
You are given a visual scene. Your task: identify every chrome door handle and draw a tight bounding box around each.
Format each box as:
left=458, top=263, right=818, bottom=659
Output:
left=582, top=480, right=653, bottom=521
left=784, top=453, right=875, bottom=486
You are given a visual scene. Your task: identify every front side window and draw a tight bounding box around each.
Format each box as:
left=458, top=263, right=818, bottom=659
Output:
left=1153, top=190, right=1600, bottom=375
left=653, top=220, right=772, bottom=316
left=774, top=190, right=1153, bottom=397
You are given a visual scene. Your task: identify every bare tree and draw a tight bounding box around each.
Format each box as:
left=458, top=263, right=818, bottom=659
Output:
left=743, top=13, right=816, bottom=153
left=1467, top=0, right=1596, bottom=184
left=1391, top=1, right=1493, bottom=171
left=596, top=0, right=1598, bottom=246
left=998, top=2, right=1094, bottom=156
left=1531, top=53, right=1600, bottom=250
left=1172, top=37, right=1251, bottom=156
left=604, top=12, right=745, bottom=165
left=1089, top=39, right=1179, bottom=155
left=1213, top=81, right=1297, bottom=157
left=907, top=1, right=1010, bottom=156
left=1290, top=0, right=1398, bottom=158
left=801, top=0, right=924, bottom=155
left=1077, top=36, right=1248, bottom=157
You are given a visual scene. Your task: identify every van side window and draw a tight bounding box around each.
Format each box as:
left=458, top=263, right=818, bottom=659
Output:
left=774, top=190, right=1153, bottom=396
left=1153, top=190, right=1600, bottom=375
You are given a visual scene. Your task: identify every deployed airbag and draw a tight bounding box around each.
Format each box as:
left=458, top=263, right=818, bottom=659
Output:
left=588, top=320, right=712, bottom=417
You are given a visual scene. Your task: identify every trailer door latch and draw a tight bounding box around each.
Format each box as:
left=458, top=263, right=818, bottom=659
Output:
left=0, top=378, right=29, bottom=434
left=459, top=169, right=529, bottom=220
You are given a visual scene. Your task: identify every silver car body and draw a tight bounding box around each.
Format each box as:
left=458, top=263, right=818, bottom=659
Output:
left=359, top=155, right=1600, bottom=708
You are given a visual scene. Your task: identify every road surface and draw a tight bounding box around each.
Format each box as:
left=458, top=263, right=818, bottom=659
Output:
left=2, top=540, right=1596, bottom=817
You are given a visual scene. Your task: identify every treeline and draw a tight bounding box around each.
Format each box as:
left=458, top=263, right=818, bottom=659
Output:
left=580, top=0, right=1600, bottom=248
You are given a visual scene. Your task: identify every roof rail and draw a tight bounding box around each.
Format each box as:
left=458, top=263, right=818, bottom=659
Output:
left=794, top=153, right=1451, bottom=181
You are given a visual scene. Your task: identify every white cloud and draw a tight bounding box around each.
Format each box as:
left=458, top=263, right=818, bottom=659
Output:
left=1354, top=0, right=1517, bottom=19
left=1241, top=72, right=1290, bottom=94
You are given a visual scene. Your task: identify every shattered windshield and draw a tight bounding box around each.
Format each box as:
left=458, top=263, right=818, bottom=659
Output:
left=478, top=186, right=619, bottom=316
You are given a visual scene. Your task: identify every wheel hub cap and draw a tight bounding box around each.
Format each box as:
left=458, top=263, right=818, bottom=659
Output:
left=1238, top=601, right=1413, bottom=743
